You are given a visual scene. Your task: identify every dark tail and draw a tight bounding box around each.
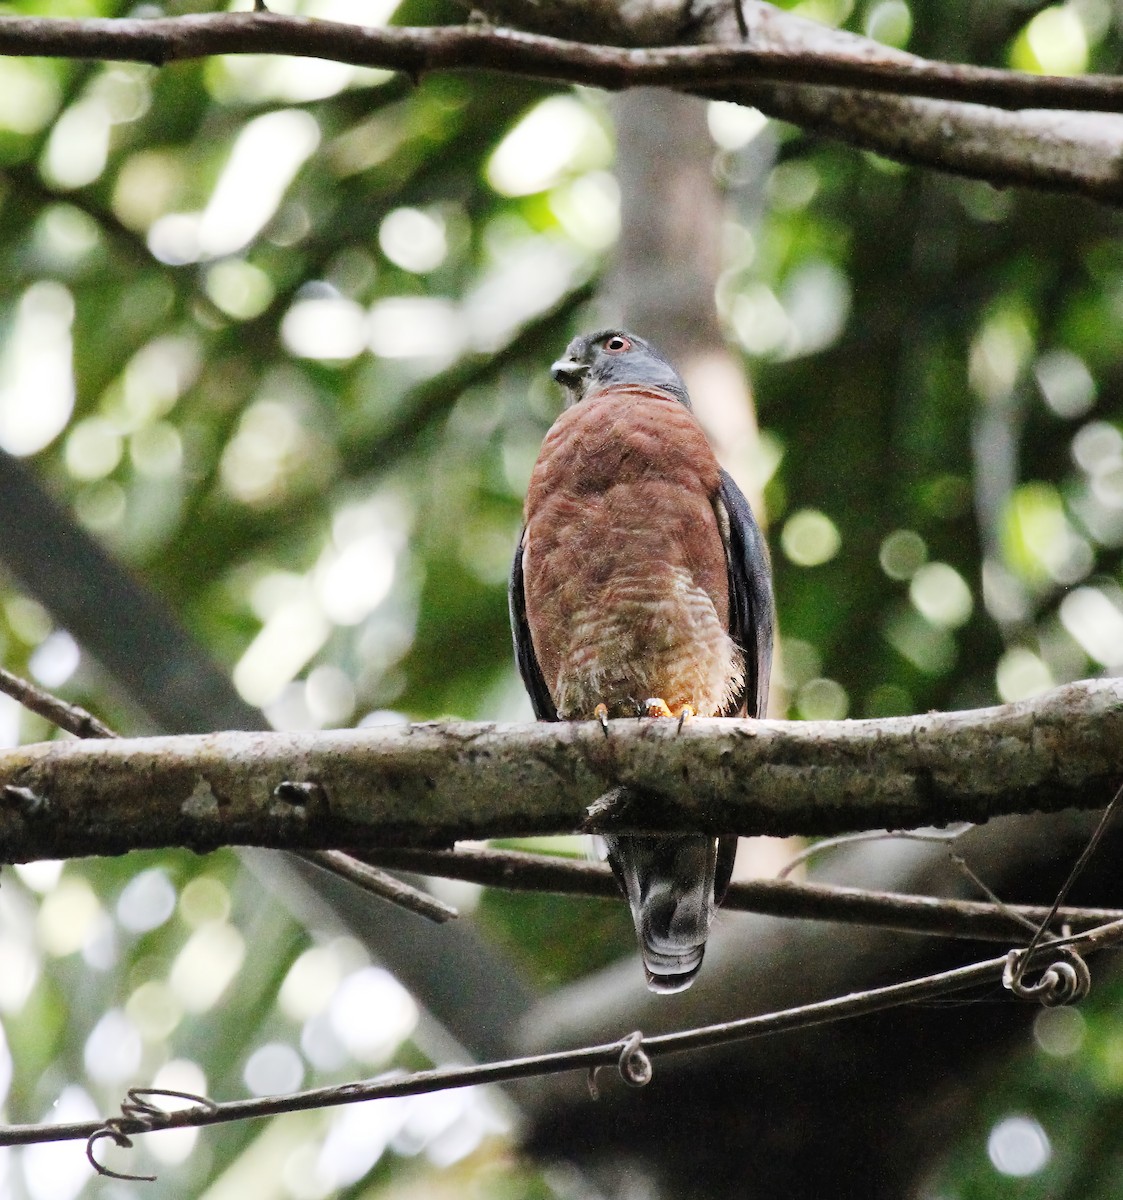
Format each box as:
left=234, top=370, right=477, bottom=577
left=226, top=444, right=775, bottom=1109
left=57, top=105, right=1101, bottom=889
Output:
left=603, top=814, right=735, bottom=994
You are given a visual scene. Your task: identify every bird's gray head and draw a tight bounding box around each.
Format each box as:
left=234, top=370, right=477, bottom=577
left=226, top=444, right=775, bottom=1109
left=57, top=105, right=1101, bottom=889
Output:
left=550, top=329, right=691, bottom=409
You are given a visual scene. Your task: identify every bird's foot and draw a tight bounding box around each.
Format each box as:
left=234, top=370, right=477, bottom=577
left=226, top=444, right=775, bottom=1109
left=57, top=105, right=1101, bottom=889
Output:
left=644, top=697, right=695, bottom=732
left=594, top=702, right=610, bottom=738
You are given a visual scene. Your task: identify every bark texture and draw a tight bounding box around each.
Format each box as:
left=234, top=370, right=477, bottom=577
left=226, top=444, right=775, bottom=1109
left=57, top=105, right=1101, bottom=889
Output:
left=0, top=679, right=1119, bottom=861
left=0, top=7, right=1121, bottom=203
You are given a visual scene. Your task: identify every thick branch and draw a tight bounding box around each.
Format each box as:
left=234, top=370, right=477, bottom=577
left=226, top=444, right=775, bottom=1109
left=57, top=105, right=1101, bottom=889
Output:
left=742, top=85, right=1123, bottom=203
left=0, top=13, right=1120, bottom=113
left=9, top=662, right=1118, bottom=941
left=0, top=665, right=457, bottom=922
left=0, top=679, right=1118, bottom=860
left=480, top=0, right=1123, bottom=205
left=1, top=12, right=1123, bottom=203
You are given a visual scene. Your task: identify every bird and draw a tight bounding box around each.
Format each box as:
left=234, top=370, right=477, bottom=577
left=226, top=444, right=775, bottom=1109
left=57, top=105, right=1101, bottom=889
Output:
left=509, top=328, right=774, bottom=993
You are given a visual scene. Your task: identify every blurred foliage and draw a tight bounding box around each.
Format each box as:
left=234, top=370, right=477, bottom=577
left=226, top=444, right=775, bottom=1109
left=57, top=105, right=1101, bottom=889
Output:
left=0, top=0, right=1121, bottom=1194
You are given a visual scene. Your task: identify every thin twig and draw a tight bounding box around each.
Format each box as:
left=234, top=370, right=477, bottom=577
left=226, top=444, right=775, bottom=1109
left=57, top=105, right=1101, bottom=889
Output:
left=303, top=850, right=457, bottom=923
left=777, top=824, right=1051, bottom=940
left=358, top=845, right=1123, bottom=943
left=1011, top=780, right=1123, bottom=989
left=0, top=667, right=454, bottom=923
left=776, top=824, right=973, bottom=879
left=948, top=852, right=1041, bottom=937
left=0, top=666, right=116, bottom=739
left=5, top=912, right=1123, bottom=1156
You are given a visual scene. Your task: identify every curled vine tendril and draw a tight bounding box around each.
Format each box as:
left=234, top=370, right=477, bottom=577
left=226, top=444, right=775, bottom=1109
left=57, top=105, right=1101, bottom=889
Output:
left=617, top=1030, right=653, bottom=1087
left=1003, top=946, right=1091, bottom=1007
left=586, top=1030, right=653, bottom=1098
left=86, top=1088, right=218, bottom=1181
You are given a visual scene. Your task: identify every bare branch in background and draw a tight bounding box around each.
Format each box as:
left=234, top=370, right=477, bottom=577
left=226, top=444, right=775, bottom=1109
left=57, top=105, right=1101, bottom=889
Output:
left=359, top=844, right=1123, bottom=942
left=0, top=665, right=116, bottom=739
left=300, top=849, right=457, bottom=922
left=0, top=11, right=1122, bottom=202
left=0, top=13, right=1118, bottom=113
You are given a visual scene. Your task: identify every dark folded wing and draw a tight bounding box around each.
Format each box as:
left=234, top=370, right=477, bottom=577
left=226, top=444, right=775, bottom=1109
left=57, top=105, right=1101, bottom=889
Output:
left=714, top=469, right=775, bottom=719
left=508, top=528, right=558, bottom=721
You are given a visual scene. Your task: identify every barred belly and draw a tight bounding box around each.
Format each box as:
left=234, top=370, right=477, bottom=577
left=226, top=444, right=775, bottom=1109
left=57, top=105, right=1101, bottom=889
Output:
left=553, top=567, right=743, bottom=720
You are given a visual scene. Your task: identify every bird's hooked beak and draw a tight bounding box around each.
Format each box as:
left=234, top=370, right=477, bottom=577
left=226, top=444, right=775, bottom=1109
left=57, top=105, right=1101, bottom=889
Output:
left=550, top=357, right=589, bottom=390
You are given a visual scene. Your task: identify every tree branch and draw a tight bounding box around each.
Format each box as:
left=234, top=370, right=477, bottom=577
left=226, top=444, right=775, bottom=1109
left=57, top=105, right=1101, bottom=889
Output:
left=0, top=666, right=115, bottom=740
left=0, top=13, right=1120, bottom=113
left=0, top=678, right=1118, bottom=860
left=5, top=665, right=1121, bottom=945
left=358, top=844, right=1123, bottom=942
left=0, top=665, right=457, bottom=923
left=2, top=11, right=1123, bottom=203
left=741, top=84, right=1123, bottom=203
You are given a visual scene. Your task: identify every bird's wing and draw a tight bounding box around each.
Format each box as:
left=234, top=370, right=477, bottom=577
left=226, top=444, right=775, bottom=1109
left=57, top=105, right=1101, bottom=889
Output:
left=714, top=469, right=775, bottom=719
left=508, top=527, right=558, bottom=721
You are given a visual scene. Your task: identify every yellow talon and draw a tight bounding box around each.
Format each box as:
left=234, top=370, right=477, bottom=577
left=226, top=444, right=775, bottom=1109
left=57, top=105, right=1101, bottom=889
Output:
left=643, top=698, right=696, bottom=731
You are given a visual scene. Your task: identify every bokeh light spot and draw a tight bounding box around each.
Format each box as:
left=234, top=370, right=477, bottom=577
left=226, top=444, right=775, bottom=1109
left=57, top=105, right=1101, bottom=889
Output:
left=126, top=979, right=183, bottom=1041
left=205, top=259, right=275, bottom=321
left=909, top=562, right=973, bottom=629
left=38, top=876, right=102, bottom=957
left=1011, top=6, right=1088, bottom=75
left=865, top=0, right=912, bottom=46
left=170, top=922, right=246, bottom=1013
left=13, top=860, right=63, bottom=893
left=707, top=102, right=768, bottom=149
left=781, top=509, right=841, bottom=567
left=282, top=295, right=367, bottom=361
left=28, top=631, right=79, bottom=689
left=0, top=933, right=39, bottom=1014
left=42, top=99, right=112, bottom=189
left=83, top=1008, right=143, bottom=1084
left=995, top=647, right=1053, bottom=702
left=879, top=529, right=927, bottom=580
left=379, top=207, right=448, bottom=274
left=796, top=677, right=849, bottom=720
left=987, top=1115, right=1051, bottom=1177
left=487, top=96, right=611, bottom=197
left=0, top=60, right=59, bottom=134
left=0, top=282, right=75, bottom=457
left=117, top=867, right=177, bottom=933
left=1033, top=1006, right=1085, bottom=1057
left=179, top=875, right=231, bottom=928
left=1035, top=349, right=1096, bottom=418
left=244, top=1042, right=305, bottom=1096
left=1059, top=587, right=1123, bottom=669
left=330, top=966, right=418, bottom=1064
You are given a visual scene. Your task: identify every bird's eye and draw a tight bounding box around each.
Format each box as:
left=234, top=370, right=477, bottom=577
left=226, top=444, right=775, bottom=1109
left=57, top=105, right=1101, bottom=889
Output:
left=604, top=335, right=632, bottom=354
